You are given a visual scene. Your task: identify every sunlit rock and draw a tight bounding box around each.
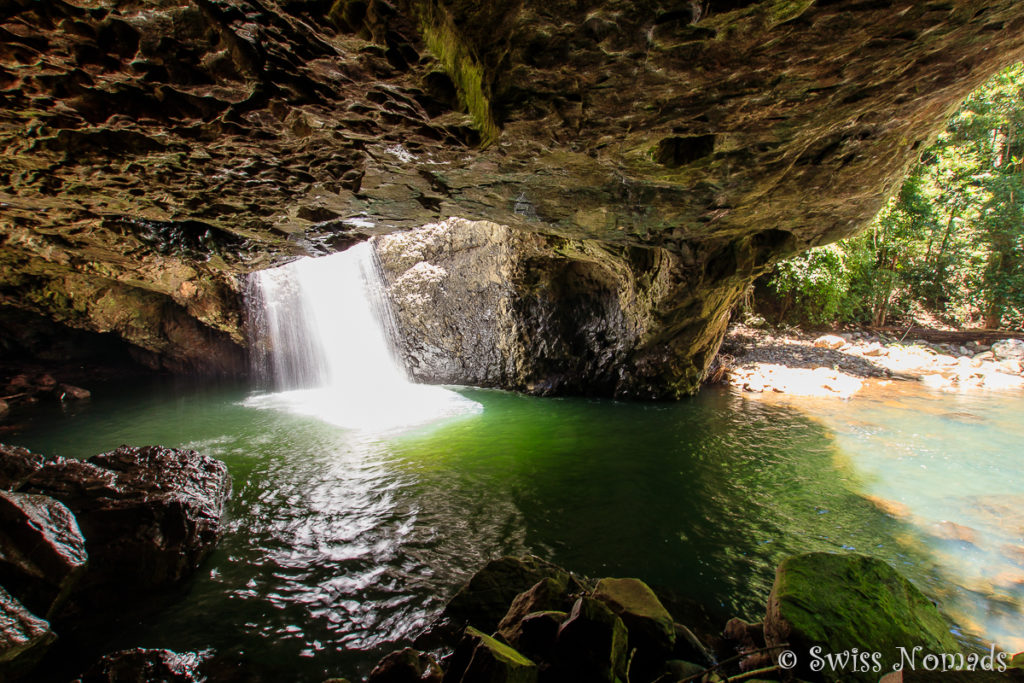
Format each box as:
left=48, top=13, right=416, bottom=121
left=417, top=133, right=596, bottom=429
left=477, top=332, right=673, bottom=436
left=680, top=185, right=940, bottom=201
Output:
left=992, top=339, right=1024, bottom=361
left=813, top=335, right=846, bottom=350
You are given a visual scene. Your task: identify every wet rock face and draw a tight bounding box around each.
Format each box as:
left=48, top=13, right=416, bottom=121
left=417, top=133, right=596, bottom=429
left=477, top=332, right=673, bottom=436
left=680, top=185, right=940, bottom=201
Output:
left=19, top=446, right=231, bottom=589
left=443, top=555, right=574, bottom=634
left=0, top=585, right=57, bottom=680
left=366, top=647, right=443, bottom=683
left=0, top=490, right=88, bottom=618
left=4, top=1, right=1024, bottom=391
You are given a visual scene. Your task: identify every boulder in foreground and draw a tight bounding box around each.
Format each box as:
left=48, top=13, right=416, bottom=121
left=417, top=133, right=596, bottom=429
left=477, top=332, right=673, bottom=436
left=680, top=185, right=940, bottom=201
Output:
left=0, top=445, right=45, bottom=491
left=764, top=552, right=959, bottom=682
left=444, top=626, right=538, bottom=683
left=444, top=556, right=573, bottom=633
left=0, top=585, right=56, bottom=681
left=367, top=647, right=443, bottom=683
left=0, top=489, right=88, bottom=618
left=20, top=445, right=231, bottom=588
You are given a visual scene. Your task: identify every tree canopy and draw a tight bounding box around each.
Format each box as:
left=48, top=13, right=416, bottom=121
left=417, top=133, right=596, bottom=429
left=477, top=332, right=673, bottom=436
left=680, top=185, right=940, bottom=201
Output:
left=761, top=62, right=1024, bottom=330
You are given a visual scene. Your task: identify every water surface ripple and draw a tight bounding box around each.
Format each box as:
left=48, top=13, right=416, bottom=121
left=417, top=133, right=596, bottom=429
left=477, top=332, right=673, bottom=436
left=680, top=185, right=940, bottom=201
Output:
left=9, top=379, right=1021, bottom=680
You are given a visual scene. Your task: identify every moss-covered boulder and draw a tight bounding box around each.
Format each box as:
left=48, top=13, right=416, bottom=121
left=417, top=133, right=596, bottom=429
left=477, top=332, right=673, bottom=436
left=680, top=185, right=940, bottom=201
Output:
left=764, top=553, right=960, bottom=682
left=592, top=577, right=676, bottom=656
left=442, top=626, right=537, bottom=683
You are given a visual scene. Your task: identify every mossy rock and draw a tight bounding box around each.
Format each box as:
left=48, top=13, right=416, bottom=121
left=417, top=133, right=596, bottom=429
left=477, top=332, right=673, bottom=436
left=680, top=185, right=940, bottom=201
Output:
left=443, top=626, right=537, bottom=683
left=592, top=577, right=676, bottom=655
left=765, top=552, right=959, bottom=682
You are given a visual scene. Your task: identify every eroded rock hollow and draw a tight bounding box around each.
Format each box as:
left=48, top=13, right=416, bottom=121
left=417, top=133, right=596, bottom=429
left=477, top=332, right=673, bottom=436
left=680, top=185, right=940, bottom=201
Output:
left=3, top=0, right=1024, bottom=394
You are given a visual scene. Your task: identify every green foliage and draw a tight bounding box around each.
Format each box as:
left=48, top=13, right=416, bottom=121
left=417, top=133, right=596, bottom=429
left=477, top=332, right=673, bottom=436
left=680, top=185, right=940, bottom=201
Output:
left=762, top=62, right=1024, bottom=329
left=768, top=244, right=849, bottom=324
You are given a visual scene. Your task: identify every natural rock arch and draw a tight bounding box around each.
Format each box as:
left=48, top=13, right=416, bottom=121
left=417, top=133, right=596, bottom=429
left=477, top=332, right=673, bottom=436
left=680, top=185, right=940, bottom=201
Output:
left=3, top=0, right=1024, bottom=393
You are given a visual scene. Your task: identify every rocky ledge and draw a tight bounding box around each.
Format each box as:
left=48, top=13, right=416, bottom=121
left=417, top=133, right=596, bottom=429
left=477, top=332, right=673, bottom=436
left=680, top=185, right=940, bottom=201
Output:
left=57, top=553, right=1001, bottom=683
left=0, top=443, right=231, bottom=681
left=718, top=326, right=1024, bottom=398
left=346, top=552, right=1016, bottom=683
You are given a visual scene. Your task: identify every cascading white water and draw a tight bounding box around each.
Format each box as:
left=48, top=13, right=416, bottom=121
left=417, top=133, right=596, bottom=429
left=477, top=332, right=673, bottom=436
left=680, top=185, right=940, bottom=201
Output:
left=244, top=241, right=481, bottom=432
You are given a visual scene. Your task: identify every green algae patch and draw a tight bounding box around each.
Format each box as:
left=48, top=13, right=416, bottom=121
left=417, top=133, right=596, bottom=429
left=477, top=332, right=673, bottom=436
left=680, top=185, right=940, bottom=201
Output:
left=765, top=552, right=960, bottom=682
left=417, top=5, right=500, bottom=148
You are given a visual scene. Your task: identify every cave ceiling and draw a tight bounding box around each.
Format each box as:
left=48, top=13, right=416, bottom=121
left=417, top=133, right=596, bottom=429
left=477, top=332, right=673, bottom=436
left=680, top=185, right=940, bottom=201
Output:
left=2, top=0, right=1024, bottom=377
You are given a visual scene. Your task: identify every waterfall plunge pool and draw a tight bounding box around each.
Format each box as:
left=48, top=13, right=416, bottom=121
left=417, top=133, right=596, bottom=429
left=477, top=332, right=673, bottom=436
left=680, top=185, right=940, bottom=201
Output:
left=9, top=377, right=1024, bottom=681
left=9, top=245, right=1023, bottom=679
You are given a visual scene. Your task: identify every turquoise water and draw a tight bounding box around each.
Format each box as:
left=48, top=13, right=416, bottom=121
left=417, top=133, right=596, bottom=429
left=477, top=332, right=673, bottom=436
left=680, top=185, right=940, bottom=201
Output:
left=5, top=378, right=1021, bottom=680
left=768, top=382, right=1024, bottom=654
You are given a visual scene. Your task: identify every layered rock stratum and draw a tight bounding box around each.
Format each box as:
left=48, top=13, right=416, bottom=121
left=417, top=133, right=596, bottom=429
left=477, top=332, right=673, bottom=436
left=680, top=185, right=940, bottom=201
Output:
left=3, top=1, right=1024, bottom=393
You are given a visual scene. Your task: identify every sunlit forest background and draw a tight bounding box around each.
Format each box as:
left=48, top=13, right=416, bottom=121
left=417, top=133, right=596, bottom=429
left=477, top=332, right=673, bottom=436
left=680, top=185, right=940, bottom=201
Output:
left=757, top=62, right=1024, bottom=330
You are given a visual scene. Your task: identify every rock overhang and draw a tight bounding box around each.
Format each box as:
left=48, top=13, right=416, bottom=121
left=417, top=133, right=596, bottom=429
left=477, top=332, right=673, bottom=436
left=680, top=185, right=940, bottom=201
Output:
left=2, top=0, right=1024, bottom=392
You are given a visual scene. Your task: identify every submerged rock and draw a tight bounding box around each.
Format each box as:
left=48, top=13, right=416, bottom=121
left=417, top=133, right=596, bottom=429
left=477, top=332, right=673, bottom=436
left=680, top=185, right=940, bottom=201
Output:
left=73, top=648, right=207, bottom=683
left=764, top=552, right=959, bottom=682
left=0, top=585, right=56, bottom=681
left=20, top=445, right=231, bottom=589
left=0, top=490, right=88, bottom=618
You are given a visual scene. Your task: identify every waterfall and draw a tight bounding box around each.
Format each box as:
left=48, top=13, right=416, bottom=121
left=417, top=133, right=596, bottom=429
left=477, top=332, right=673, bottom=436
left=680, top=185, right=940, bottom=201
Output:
left=244, top=241, right=481, bottom=432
